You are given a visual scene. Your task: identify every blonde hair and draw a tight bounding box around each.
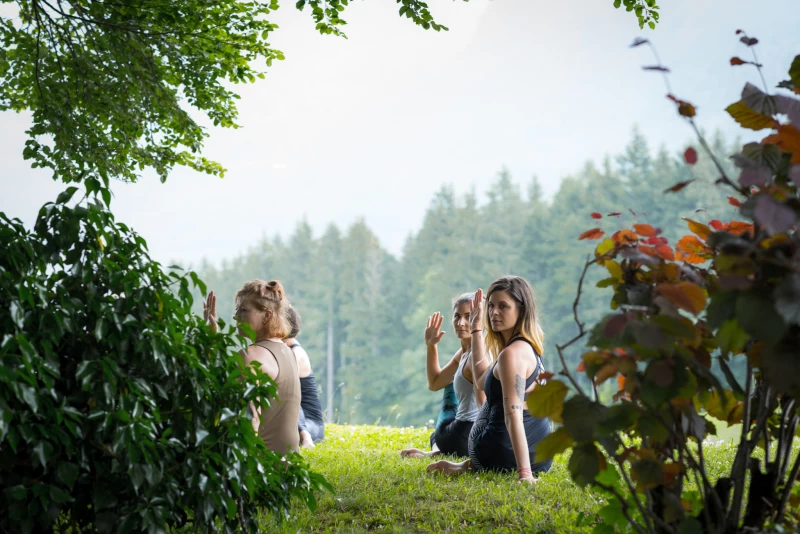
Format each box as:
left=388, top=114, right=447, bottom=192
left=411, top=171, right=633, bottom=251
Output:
left=234, top=280, right=291, bottom=339
left=483, top=276, right=545, bottom=361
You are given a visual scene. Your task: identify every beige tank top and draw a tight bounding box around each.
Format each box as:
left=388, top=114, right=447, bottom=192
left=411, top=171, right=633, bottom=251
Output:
left=254, top=340, right=301, bottom=454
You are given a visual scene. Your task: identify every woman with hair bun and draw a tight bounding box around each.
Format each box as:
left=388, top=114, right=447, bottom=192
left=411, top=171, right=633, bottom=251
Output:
left=203, top=280, right=301, bottom=454
left=427, top=276, right=552, bottom=482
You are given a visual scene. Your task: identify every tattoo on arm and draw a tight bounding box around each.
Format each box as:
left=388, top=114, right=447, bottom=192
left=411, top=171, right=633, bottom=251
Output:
left=515, top=374, right=525, bottom=403
left=503, top=396, right=524, bottom=416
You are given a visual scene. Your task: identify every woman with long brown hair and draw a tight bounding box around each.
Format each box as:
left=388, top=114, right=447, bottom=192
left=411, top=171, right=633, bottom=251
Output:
left=203, top=280, right=301, bottom=454
left=427, top=276, right=552, bottom=482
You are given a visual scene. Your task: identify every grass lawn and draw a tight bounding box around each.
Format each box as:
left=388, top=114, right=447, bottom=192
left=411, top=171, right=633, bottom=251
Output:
left=263, top=424, right=741, bottom=533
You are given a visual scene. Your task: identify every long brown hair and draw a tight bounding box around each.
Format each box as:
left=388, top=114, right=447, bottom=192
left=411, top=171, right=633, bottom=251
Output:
left=234, top=280, right=291, bottom=339
left=483, top=276, right=545, bottom=360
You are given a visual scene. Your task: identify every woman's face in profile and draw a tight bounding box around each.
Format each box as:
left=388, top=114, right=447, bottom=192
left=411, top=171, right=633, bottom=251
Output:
left=234, top=297, right=267, bottom=337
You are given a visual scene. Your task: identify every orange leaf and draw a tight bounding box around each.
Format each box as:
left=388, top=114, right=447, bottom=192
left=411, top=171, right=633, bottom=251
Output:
left=676, top=235, right=709, bottom=253
left=683, top=218, right=711, bottom=241
left=591, top=212, right=603, bottom=219
left=633, top=224, right=659, bottom=237
left=727, top=221, right=755, bottom=236
left=709, top=220, right=724, bottom=231
left=576, top=361, right=586, bottom=372
left=617, top=374, right=626, bottom=391
left=728, top=196, right=742, bottom=208
left=676, top=235, right=711, bottom=264
left=538, top=371, right=554, bottom=381
left=762, top=124, right=800, bottom=164
left=730, top=57, right=746, bottom=66
left=612, top=229, right=638, bottom=246
left=684, top=147, right=698, bottom=165
left=655, top=243, right=675, bottom=261
left=638, top=244, right=657, bottom=257
left=664, top=179, right=695, bottom=193
left=656, top=282, right=707, bottom=315
left=579, top=228, right=605, bottom=240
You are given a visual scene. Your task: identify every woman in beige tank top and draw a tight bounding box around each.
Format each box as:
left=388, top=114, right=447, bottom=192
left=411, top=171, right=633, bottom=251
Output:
left=203, top=280, right=301, bottom=454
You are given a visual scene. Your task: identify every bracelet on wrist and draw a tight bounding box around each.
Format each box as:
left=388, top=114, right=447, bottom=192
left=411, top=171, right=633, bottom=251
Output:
left=518, top=467, right=532, bottom=480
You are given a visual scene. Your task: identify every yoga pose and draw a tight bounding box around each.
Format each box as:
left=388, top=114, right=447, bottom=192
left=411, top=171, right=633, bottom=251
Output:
left=400, top=293, right=485, bottom=458
left=427, top=276, right=552, bottom=483
left=284, top=306, right=325, bottom=449
left=203, top=280, right=301, bottom=454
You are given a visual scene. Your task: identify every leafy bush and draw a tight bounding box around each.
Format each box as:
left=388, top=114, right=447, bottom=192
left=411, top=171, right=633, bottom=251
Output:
left=528, top=36, right=800, bottom=533
left=0, top=189, right=329, bottom=533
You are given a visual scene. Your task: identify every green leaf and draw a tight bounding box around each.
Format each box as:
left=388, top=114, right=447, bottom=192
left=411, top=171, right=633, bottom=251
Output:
left=57, top=462, right=79, bottom=490
left=534, top=427, right=574, bottom=462
left=568, top=443, right=605, bottom=487
left=4, top=485, right=26, bottom=501
left=637, top=416, right=670, bottom=444
left=50, top=485, right=73, bottom=503
left=788, top=55, right=800, bottom=87
left=631, top=454, right=664, bottom=489
left=774, top=274, right=800, bottom=325
left=706, top=291, right=737, bottom=329
left=597, top=403, right=640, bottom=435
left=736, top=292, right=786, bottom=345
left=526, top=380, right=568, bottom=422
left=715, top=318, right=749, bottom=356
left=563, top=396, right=602, bottom=442
left=56, top=187, right=79, bottom=204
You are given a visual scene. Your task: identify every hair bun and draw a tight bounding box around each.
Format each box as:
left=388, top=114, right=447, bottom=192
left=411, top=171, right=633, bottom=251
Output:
left=266, top=280, right=284, bottom=298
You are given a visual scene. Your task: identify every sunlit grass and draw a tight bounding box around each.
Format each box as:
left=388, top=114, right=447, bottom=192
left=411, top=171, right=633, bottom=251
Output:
left=262, top=424, right=747, bottom=533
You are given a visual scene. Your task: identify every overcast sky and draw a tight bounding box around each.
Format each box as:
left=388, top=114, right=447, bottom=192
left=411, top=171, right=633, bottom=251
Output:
left=2, top=0, right=798, bottom=267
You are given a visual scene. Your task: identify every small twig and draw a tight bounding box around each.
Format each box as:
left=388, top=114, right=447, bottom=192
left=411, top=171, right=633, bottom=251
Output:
left=645, top=41, right=673, bottom=95
left=554, top=255, right=597, bottom=397
left=614, top=451, right=656, bottom=534
left=687, top=119, right=741, bottom=194
left=729, top=361, right=754, bottom=529
left=748, top=44, right=769, bottom=95
left=775, top=448, right=800, bottom=522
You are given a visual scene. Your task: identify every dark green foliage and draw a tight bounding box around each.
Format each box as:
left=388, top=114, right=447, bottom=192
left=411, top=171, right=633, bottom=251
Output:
left=0, top=192, right=329, bottom=533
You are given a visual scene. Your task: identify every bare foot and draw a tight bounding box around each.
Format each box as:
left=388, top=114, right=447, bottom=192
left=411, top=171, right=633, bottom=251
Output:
left=300, top=430, right=315, bottom=449
left=426, top=459, right=469, bottom=475
left=400, top=448, right=430, bottom=458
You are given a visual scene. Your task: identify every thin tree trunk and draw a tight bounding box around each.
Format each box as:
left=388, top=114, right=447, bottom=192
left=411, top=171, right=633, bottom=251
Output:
left=326, top=300, right=334, bottom=422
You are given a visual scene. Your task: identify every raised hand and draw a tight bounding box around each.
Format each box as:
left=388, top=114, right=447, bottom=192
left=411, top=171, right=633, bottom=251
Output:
left=424, top=312, right=446, bottom=346
left=203, top=291, right=218, bottom=333
left=469, top=288, right=484, bottom=333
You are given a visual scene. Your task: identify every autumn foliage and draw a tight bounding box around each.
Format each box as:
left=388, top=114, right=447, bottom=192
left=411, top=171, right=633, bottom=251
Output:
left=529, top=37, right=800, bottom=534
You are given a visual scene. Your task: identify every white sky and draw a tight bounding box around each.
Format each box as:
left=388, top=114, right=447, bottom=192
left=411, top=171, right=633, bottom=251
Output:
left=2, top=0, right=798, bottom=267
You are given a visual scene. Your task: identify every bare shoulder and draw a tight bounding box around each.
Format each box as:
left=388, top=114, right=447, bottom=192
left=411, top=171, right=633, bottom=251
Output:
left=497, top=341, right=529, bottom=364
left=293, top=345, right=313, bottom=377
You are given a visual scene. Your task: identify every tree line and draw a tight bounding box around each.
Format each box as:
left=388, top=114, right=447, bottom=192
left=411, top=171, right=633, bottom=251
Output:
left=196, top=128, right=738, bottom=426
